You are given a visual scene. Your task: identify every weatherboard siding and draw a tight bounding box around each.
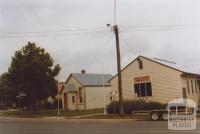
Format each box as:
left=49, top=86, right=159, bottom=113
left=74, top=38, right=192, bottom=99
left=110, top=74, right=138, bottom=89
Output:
left=67, top=76, right=82, bottom=89
left=110, top=57, right=183, bottom=104
left=85, top=86, right=111, bottom=110
left=63, top=74, right=112, bottom=110
left=181, top=77, right=200, bottom=104
left=62, top=76, right=85, bottom=110
left=67, top=92, right=77, bottom=110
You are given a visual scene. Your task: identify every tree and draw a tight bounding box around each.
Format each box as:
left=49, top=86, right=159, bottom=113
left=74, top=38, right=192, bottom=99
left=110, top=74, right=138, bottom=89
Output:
left=8, top=42, right=61, bottom=114
left=0, top=73, right=17, bottom=107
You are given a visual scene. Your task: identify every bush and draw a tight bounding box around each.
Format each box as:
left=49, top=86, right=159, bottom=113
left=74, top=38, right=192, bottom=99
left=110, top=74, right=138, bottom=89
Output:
left=106, top=100, right=166, bottom=114
left=52, top=99, right=62, bottom=109
left=0, top=103, right=7, bottom=110
left=44, top=102, right=52, bottom=109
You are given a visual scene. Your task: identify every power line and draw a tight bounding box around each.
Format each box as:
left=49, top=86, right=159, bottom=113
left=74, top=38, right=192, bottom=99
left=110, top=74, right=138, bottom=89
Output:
left=0, top=30, right=108, bottom=38
left=121, top=27, right=200, bottom=32
left=2, top=24, right=200, bottom=38
left=0, top=26, right=106, bottom=35
left=119, top=32, right=137, bottom=56
left=3, top=23, right=200, bottom=36
left=121, top=24, right=200, bottom=28
left=85, top=33, right=114, bottom=68
left=120, top=24, right=200, bottom=32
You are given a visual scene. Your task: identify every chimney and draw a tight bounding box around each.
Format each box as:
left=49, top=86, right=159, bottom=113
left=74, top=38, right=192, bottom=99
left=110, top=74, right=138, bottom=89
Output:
left=137, top=58, right=143, bottom=69
left=81, top=70, right=86, bottom=74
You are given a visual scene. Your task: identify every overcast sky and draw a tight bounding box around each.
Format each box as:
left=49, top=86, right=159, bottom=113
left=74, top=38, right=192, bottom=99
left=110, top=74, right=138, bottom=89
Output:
left=1, top=0, right=200, bottom=81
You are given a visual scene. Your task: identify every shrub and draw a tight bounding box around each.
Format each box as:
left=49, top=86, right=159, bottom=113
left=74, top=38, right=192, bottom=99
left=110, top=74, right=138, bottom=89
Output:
left=106, top=100, right=166, bottom=114
left=52, top=99, right=62, bottom=109
left=44, top=102, right=52, bottom=109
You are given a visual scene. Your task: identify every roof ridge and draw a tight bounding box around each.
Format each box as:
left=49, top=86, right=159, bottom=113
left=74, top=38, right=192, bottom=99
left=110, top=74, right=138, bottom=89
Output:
left=153, top=58, right=176, bottom=64
left=72, top=73, right=112, bottom=75
left=139, top=55, right=176, bottom=64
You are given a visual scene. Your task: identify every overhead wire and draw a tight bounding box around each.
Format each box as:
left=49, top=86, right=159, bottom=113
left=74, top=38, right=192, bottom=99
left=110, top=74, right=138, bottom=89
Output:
left=0, top=26, right=109, bottom=38
left=121, top=24, right=200, bottom=28
left=121, top=27, right=200, bottom=32
left=119, top=32, right=137, bottom=56
left=119, top=24, right=200, bottom=32
left=2, top=24, right=200, bottom=38
left=0, top=26, right=106, bottom=35
left=0, top=29, right=109, bottom=38
left=85, top=33, right=114, bottom=69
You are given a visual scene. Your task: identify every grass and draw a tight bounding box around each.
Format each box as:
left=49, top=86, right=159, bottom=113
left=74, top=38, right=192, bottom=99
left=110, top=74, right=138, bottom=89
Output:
left=2, top=109, right=200, bottom=119
left=1, top=109, right=104, bottom=118
left=79, top=114, right=147, bottom=119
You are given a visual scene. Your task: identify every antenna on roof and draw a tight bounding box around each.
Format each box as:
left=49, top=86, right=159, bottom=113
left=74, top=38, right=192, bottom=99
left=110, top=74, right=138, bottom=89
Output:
left=153, top=58, right=176, bottom=64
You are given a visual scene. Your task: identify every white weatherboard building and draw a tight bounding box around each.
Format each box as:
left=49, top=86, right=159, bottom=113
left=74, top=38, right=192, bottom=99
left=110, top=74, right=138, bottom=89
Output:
left=110, top=56, right=200, bottom=105
left=60, top=71, right=112, bottom=110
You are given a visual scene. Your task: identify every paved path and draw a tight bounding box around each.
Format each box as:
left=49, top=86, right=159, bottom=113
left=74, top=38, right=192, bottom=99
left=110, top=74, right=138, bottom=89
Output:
left=68, top=113, right=104, bottom=119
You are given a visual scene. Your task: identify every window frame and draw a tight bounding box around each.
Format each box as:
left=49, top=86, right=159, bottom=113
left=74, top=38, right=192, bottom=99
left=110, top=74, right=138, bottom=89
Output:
left=187, top=79, right=190, bottom=94
left=78, top=87, right=83, bottom=103
left=197, top=80, right=200, bottom=92
left=191, top=80, right=194, bottom=94
left=133, top=75, right=152, bottom=98
left=195, top=80, right=198, bottom=94
left=72, top=96, right=75, bottom=103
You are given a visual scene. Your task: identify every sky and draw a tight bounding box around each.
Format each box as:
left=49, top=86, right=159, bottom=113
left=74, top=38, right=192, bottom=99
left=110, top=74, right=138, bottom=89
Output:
left=1, top=0, right=200, bottom=81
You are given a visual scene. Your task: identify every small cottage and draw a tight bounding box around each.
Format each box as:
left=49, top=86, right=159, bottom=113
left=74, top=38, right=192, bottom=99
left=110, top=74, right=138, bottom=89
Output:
left=60, top=70, right=113, bottom=110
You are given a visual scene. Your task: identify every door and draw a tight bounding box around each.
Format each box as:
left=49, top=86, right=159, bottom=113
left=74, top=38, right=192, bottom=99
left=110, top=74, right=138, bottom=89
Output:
left=64, top=93, right=68, bottom=110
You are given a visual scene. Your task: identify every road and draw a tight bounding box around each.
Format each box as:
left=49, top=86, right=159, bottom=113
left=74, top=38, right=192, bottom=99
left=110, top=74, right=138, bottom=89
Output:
left=0, top=118, right=200, bottom=134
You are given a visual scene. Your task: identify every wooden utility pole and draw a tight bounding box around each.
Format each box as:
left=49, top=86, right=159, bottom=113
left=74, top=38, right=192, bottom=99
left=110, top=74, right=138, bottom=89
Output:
left=107, top=0, right=124, bottom=116
left=113, top=25, right=124, bottom=116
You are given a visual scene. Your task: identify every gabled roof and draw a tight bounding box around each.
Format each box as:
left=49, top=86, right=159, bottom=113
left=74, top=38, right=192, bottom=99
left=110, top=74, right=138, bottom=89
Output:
left=59, top=84, right=77, bottom=94
left=109, top=55, right=200, bottom=81
left=58, top=84, right=65, bottom=94
left=66, top=73, right=113, bottom=87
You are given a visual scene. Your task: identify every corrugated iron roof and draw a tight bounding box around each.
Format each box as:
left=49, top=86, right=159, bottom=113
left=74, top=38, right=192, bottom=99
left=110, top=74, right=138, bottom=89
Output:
left=146, top=56, right=200, bottom=75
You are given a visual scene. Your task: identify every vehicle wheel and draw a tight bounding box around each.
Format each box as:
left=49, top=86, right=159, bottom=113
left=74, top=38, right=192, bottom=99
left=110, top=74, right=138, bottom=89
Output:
left=150, top=112, right=159, bottom=121
left=161, top=112, right=168, bottom=121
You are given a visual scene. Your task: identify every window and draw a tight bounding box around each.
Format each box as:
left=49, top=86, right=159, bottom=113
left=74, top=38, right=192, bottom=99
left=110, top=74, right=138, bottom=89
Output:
left=146, top=82, right=152, bottom=96
left=197, top=80, right=200, bottom=92
left=134, top=84, right=140, bottom=97
left=187, top=80, right=190, bottom=94
left=134, top=82, right=152, bottom=97
left=80, top=97, right=83, bottom=103
left=72, top=96, right=75, bottom=103
left=182, top=88, right=187, bottom=98
left=195, top=80, right=198, bottom=94
left=79, top=87, right=82, bottom=103
left=134, top=75, right=152, bottom=97
left=191, top=80, right=194, bottom=94
left=140, top=83, right=146, bottom=97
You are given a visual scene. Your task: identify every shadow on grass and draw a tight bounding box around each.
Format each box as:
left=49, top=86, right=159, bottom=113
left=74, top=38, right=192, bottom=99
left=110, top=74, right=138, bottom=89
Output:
left=1, top=109, right=104, bottom=118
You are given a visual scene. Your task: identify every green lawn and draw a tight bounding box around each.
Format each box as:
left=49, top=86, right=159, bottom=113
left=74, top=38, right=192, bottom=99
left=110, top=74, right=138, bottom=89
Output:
left=3, top=109, right=199, bottom=119
left=1, top=109, right=104, bottom=118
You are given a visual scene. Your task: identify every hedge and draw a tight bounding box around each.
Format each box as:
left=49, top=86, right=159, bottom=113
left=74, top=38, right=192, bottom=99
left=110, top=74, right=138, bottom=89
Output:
left=106, top=100, right=167, bottom=114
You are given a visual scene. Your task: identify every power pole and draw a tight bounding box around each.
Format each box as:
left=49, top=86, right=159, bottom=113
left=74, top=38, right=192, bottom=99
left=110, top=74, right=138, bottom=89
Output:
left=107, top=0, right=124, bottom=116
left=113, top=25, right=124, bottom=116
